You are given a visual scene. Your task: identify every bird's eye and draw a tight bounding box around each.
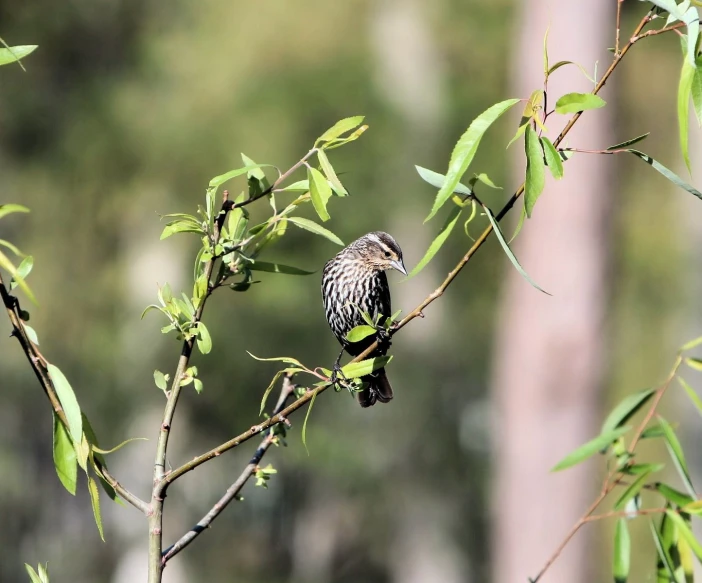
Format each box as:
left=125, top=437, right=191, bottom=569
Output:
left=384, top=251, right=391, bottom=258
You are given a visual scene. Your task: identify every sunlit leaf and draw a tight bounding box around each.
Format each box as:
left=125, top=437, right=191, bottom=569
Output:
left=685, top=357, right=702, bottom=371
left=551, top=426, right=631, bottom=472
left=666, top=511, right=702, bottom=563
left=658, top=483, right=695, bottom=508
left=341, top=356, right=393, bottom=379
left=408, top=206, right=462, bottom=279
left=613, top=519, right=630, bottom=583
left=196, top=322, right=212, bottom=355
left=554, top=92, right=606, bottom=114
left=24, top=565, right=42, bottom=583
left=287, top=217, right=344, bottom=245
left=602, top=388, right=655, bottom=434
left=614, top=468, right=654, bottom=510
left=425, top=98, right=519, bottom=221
left=308, top=167, right=332, bottom=222
left=346, top=325, right=377, bottom=343
left=0, top=45, right=37, bottom=67
left=0, top=249, right=36, bottom=303
left=92, top=437, right=148, bottom=455
left=317, top=149, right=347, bottom=196
left=302, top=386, right=321, bottom=453
left=524, top=125, right=545, bottom=216
left=679, top=377, right=702, bottom=421
left=317, top=116, right=365, bottom=143
left=650, top=518, right=679, bottom=583
left=208, top=164, right=272, bottom=188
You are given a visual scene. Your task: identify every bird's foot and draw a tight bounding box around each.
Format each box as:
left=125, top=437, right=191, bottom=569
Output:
left=330, top=361, right=347, bottom=386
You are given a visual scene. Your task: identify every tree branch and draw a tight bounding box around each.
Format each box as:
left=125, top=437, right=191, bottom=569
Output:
left=161, top=375, right=296, bottom=565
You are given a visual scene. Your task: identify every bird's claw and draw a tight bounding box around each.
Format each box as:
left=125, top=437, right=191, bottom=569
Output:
left=330, top=361, right=347, bottom=385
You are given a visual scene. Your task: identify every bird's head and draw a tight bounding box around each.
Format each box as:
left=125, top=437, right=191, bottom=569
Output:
left=353, top=231, right=407, bottom=275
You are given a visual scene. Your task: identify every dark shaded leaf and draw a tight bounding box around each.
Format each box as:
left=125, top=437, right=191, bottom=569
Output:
left=607, top=133, right=650, bottom=150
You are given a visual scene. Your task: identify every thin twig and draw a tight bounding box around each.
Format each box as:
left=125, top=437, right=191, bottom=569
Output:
left=0, top=276, right=150, bottom=515
left=615, top=0, right=624, bottom=55
left=161, top=375, right=296, bottom=564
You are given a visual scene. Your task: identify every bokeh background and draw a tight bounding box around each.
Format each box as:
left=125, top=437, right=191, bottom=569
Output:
left=2, top=1, right=702, bottom=582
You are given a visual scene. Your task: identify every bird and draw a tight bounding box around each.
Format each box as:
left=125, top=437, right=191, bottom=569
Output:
left=321, top=231, right=407, bottom=407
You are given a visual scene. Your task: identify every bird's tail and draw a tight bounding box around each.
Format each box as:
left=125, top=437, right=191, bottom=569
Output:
left=358, top=368, right=393, bottom=408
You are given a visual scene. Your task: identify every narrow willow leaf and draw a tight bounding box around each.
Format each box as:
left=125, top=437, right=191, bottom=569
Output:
left=317, top=116, right=365, bottom=143
left=602, top=388, right=655, bottom=433
left=47, top=365, right=82, bottom=444
left=196, top=322, right=212, bottom=355
left=24, top=565, right=42, bottom=583
left=554, top=92, right=606, bottom=114
left=288, top=217, right=344, bottom=245
left=615, top=468, right=654, bottom=510
left=208, top=164, right=271, bottom=188
left=607, top=133, right=650, bottom=150
left=524, top=125, right=546, bottom=216
left=551, top=426, right=631, bottom=472
left=408, top=207, right=462, bottom=279
left=249, top=261, right=315, bottom=275
left=317, top=149, right=347, bottom=195
left=415, top=165, right=473, bottom=196
left=0, top=203, right=30, bottom=220
left=506, top=121, right=529, bottom=149
left=53, top=412, right=77, bottom=495
left=247, top=352, right=305, bottom=367
left=666, top=511, right=702, bottom=562
left=658, top=483, right=695, bottom=508
left=308, top=167, right=332, bottom=221
left=426, top=98, right=520, bottom=221
left=685, top=357, right=702, bottom=371
left=678, top=61, right=695, bottom=173
left=0, top=45, right=37, bottom=66
left=302, top=386, right=320, bottom=453
left=484, top=206, right=551, bottom=295
left=692, top=56, right=702, bottom=126
left=542, top=25, right=549, bottom=75
left=346, top=325, right=377, bottom=343
left=341, top=356, right=393, bottom=379
left=679, top=377, right=702, bottom=420
left=541, top=137, right=563, bottom=180
left=0, top=249, right=36, bottom=303
left=88, top=475, right=105, bottom=541
left=613, top=519, right=631, bottom=583
left=659, top=416, right=696, bottom=497
left=547, top=60, right=596, bottom=82
left=623, top=462, right=665, bottom=475
left=650, top=518, right=679, bottom=583
left=627, top=149, right=702, bottom=200
left=92, top=437, right=148, bottom=455
left=681, top=335, right=702, bottom=351
left=160, top=221, right=204, bottom=240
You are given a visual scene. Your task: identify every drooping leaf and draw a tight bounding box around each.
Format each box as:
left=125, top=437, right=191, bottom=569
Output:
left=196, top=322, right=212, bottom=355
left=0, top=45, right=37, bottom=66
left=685, top=357, right=702, bottom=371
left=0, top=249, right=36, bottom=303
left=541, top=136, right=564, bottom=179
left=626, top=149, right=702, bottom=200
left=657, top=483, right=695, bottom=508
left=554, top=92, right=606, bottom=114
left=650, top=518, right=679, bottom=583
left=602, top=388, right=655, bottom=434
left=614, top=468, right=654, bottom=510
left=425, top=98, right=520, bottom=221
left=682, top=335, right=702, bottom=351
left=341, top=356, right=393, bottom=379
left=249, top=261, right=315, bottom=275
left=160, top=221, right=204, bottom=240
left=551, top=426, right=631, bottom=472
left=666, top=511, right=702, bottom=563
left=287, top=217, right=344, bottom=245
left=408, top=206, right=462, bottom=279
left=92, top=437, right=148, bottom=455
left=317, top=116, right=365, bottom=144
left=692, top=56, right=702, bottom=127
left=247, top=352, right=305, bottom=367
left=678, top=60, right=695, bottom=173
left=607, top=133, right=650, bottom=150
left=524, top=125, right=546, bottom=216
left=0, top=203, right=30, bottom=220
left=302, top=386, right=321, bottom=453
left=346, top=325, right=377, bottom=343
left=613, top=518, right=631, bottom=583
left=308, top=167, right=332, bottom=222
left=415, top=165, right=473, bottom=196
left=88, top=475, right=105, bottom=541
left=484, top=206, right=551, bottom=295
left=679, top=377, right=702, bottom=421
left=24, top=565, right=43, bottom=583
left=659, top=415, right=696, bottom=497
left=317, top=149, right=347, bottom=195
left=52, top=412, right=77, bottom=495
left=47, top=365, right=82, bottom=444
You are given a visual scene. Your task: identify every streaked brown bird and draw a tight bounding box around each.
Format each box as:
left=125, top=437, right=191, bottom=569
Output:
left=321, top=231, right=406, bottom=407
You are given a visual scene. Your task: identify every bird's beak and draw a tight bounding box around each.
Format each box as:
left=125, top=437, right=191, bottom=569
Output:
left=390, top=259, right=407, bottom=276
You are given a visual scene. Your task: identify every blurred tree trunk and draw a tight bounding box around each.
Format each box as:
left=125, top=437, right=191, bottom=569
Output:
left=490, top=2, right=614, bottom=582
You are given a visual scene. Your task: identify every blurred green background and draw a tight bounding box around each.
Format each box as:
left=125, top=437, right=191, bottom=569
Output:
left=1, top=1, right=701, bottom=582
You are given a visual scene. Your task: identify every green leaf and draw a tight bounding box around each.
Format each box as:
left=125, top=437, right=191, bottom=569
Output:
left=682, top=335, right=702, bottom=351
left=52, top=412, right=77, bottom=495
left=47, top=365, right=82, bottom=444
left=666, top=511, right=702, bottom=563
left=685, top=357, right=702, bottom=372
left=196, top=322, right=212, bottom=355
left=0, top=203, right=30, bottom=220
left=554, top=92, right=606, bottom=114
left=679, top=377, right=702, bottom=421
left=317, top=149, right=347, bottom=195
left=0, top=45, right=37, bottom=66
left=547, top=60, right=596, bottom=82
left=308, top=167, right=332, bottom=222
left=524, top=125, right=546, bottom=217
left=541, top=137, right=563, bottom=180
left=287, top=217, right=344, bottom=245
left=24, top=565, right=43, bottom=583
left=247, top=352, right=305, bottom=367
left=415, top=165, right=473, bottom=196
left=341, top=356, right=393, bottom=379
left=613, top=519, right=631, bottom=583
left=208, top=164, right=272, bottom=188
left=249, top=261, right=315, bottom=275
left=426, top=98, right=520, bottom=221
left=87, top=475, right=104, bottom=541
left=626, top=149, right=702, bottom=200
left=483, top=206, right=551, bottom=295
left=23, top=324, right=39, bottom=345
left=302, top=386, right=321, bottom=453
left=551, top=426, right=631, bottom=472
left=506, top=121, right=529, bottom=149
left=474, top=173, right=501, bottom=189
left=692, top=56, right=702, bottom=127
left=11, top=256, right=34, bottom=290
left=657, top=483, right=695, bottom=507
left=602, top=388, right=655, bottom=434
left=650, top=518, right=679, bottom=583
left=317, top=116, right=365, bottom=143
left=607, top=133, right=650, bottom=150
left=160, top=221, right=204, bottom=240
left=346, top=325, right=377, bottom=343
left=408, top=206, right=462, bottom=279
left=0, top=249, right=36, bottom=304
left=659, top=416, right=696, bottom=497
left=678, top=60, right=695, bottom=173
left=614, top=468, right=654, bottom=510
left=92, top=437, right=148, bottom=455
left=278, top=179, right=310, bottom=192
